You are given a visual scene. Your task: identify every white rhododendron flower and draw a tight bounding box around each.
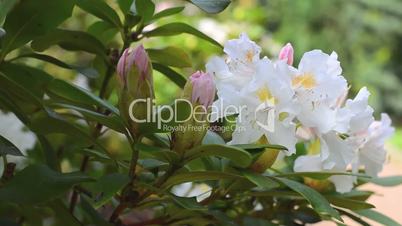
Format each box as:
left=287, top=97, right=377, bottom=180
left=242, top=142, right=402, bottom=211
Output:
left=208, top=33, right=394, bottom=193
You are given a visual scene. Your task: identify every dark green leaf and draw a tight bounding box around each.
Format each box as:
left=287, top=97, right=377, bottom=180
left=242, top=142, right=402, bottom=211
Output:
left=152, top=62, right=187, bottom=88
left=152, top=7, right=185, bottom=21
left=88, top=173, right=129, bottom=208
left=0, top=0, right=18, bottom=24
left=169, top=194, right=207, bottom=211
left=277, top=172, right=370, bottom=180
left=37, top=135, right=60, bottom=171
left=0, top=165, right=94, bottom=204
left=0, top=0, right=75, bottom=55
left=355, top=209, right=401, bottom=226
left=148, top=46, right=192, bottom=68
left=52, top=103, right=126, bottom=133
left=48, top=200, right=83, bottom=226
left=31, top=29, right=109, bottom=62
left=136, top=143, right=179, bottom=163
left=144, top=22, right=222, bottom=48
left=273, top=177, right=342, bottom=222
left=327, top=197, right=374, bottom=210
left=232, top=143, right=287, bottom=151
left=163, top=171, right=242, bottom=188
left=117, top=0, right=134, bottom=14
left=0, top=135, right=23, bottom=156
left=77, top=0, right=122, bottom=28
left=187, top=0, right=231, bottom=14
left=46, top=78, right=119, bottom=115
left=80, top=197, right=113, bottom=226
left=11, top=53, right=99, bottom=78
left=184, top=144, right=252, bottom=168
left=135, top=0, right=155, bottom=23
left=87, top=21, right=119, bottom=45
left=242, top=171, right=280, bottom=190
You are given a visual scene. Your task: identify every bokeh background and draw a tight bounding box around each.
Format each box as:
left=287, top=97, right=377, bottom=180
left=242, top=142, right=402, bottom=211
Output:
left=1, top=0, right=401, bottom=224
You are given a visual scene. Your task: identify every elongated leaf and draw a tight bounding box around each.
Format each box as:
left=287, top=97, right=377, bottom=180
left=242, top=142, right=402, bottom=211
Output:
left=0, top=165, right=94, bottom=204
left=242, top=171, right=280, bottom=190
left=144, top=22, right=222, bottom=48
left=184, top=144, right=252, bottom=168
left=0, top=135, right=23, bottom=156
left=0, top=0, right=18, bottom=24
left=117, top=0, right=134, bottom=14
left=170, top=194, right=207, bottom=211
left=327, top=197, right=374, bottom=210
left=273, top=177, right=342, bottom=222
left=48, top=200, right=84, bottom=226
left=152, top=7, right=185, bottom=21
left=87, top=173, right=129, bottom=208
left=12, top=53, right=99, bottom=78
left=37, top=135, right=60, bottom=171
left=136, top=143, right=179, bottom=163
left=135, top=0, right=155, bottom=23
left=46, top=79, right=119, bottom=115
left=355, top=209, right=401, bottom=226
left=53, top=103, right=126, bottom=133
left=31, top=29, right=108, bottom=62
left=1, top=0, right=75, bottom=55
left=77, top=0, right=122, bottom=28
left=152, top=62, right=187, bottom=88
left=362, top=175, right=402, bottom=187
left=87, top=21, right=119, bottom=45
left=232, top=144, right=287, bottom=151
left=187, top=0, right=231, bottom=14
left=148, top=47, right=192, bottom=68
left=163, top=171, right=242, bottom=188
left=277, top=172, right=370, bottom=180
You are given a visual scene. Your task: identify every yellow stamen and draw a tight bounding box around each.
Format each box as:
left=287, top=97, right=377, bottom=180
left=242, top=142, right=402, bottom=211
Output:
left=292, top=73, right=317, bottom=89
left=245, top=50, right=254, bottom=63
left=256, top=87, right=275, bottom=104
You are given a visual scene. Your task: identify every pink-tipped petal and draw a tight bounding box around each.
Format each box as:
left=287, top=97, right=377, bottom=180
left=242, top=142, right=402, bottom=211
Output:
left=279, top=43, right=294, bottom=65
left=190, top=71, right=215, bottom=108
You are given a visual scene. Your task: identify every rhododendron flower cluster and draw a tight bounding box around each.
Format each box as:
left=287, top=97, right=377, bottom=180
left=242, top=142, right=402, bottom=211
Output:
left=207, top=33, right=394, bottom=193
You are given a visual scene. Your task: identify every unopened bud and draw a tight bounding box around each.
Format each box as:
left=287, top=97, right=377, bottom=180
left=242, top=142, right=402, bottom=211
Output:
left=171, top=71, right=216, bottom=155
left=278, top=43, right=294, bottom=66
left=250, top=136, right=279, bottom=173
left=116, top=45, right=154, bottom=137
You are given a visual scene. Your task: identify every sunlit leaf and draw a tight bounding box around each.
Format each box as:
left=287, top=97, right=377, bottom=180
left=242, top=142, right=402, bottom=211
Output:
left=148, top=46, right=192, bottom=68
left=187, top=0, right=231, bottom=14
left=77, top=0, right=122, bottom=28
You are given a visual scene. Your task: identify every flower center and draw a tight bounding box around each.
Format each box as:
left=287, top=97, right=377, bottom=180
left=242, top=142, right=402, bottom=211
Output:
left=245, top=50, right=254, bottom=63
left=292, top=73, right=317, bottom=89
left=257, top=87, right=276, bottom=104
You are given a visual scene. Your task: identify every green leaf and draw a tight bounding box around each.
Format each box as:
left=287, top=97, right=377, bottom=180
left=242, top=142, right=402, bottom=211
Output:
left=0, top=0, right=75, bottom=56
left=48, top=200, right=83, bottom=226
left=277, top=172, right=370, bottom=180
left=136, top=143, right=179, bottom=163
left=135, top=0, right=155, bottom=23
left=77, top=0, right=122, bottom=28
left=88, top=173, right=129, bottom=208
left=362, top=175, right=402, bottom=187
left=0, top=0, right=18, bottom=24
left=187, top=0, right=231, bottom=14
left=11, top=53, right=99, bottom=78
left=87, top=21, right=119, bottom=45
left=242, top=171, right=280, bottom=190
left=148, top=46, right=192, bottom=68
left=152, top=62, right=187, bottom=88
left=0, top=135, right=23, bottom=156
left=31, top=29, right=109, bottom=62
left=232, top=143, right=288, bottom=151
left=169, top=194, right=207, bottom=211
left=163, top=171, right=242, bottom=188
left=184, top=144, right=253, bottom=168
left=37, top=135, right=60, bottom=171
left=327, top=197, right=374, bottom=210
left=355, top=209, right=401, bottom=226
left=273, top=177, right=342, bottom=222
left=117, top=0, right=134, bottom=14
left=152, top=7, right=185, bottom=21
left=80, top=197, right=113, bottom=226
left=52, top=103, right=126, bottom=133
left=202, top=130, right=226, bottom=145
left=46, top=78, right=119, bottom=115
left=144, top=22, right=222, bottom=48
left=0, top=165, right=94, bottom=204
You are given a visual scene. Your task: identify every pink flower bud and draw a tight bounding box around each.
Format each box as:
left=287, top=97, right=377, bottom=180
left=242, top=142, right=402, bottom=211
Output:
left=116, top=44, right=150, bottom=86
left=190, top=71, right=215, bottom=108
left=279, top=43, right=294, bottom=66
